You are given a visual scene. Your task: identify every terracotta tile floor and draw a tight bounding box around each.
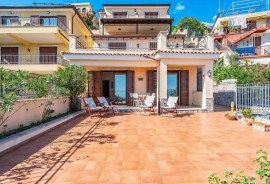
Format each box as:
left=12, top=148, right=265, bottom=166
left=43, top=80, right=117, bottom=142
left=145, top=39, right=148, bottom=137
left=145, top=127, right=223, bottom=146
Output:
left=0, top=112, right=270, bottom=184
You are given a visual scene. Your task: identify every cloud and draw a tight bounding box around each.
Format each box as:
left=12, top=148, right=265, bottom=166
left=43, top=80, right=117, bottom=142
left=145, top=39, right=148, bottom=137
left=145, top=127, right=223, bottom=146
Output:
left=175, top=2, right=185, bottom=12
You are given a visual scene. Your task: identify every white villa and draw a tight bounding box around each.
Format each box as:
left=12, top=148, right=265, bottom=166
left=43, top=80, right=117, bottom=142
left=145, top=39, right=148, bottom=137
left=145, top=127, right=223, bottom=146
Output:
left=64, top=3, right=220, bottom=111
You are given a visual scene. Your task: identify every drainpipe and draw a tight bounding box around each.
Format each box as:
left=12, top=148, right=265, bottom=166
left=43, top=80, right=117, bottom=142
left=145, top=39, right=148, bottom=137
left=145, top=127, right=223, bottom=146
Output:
left=71, top=13, right=76, bottom=34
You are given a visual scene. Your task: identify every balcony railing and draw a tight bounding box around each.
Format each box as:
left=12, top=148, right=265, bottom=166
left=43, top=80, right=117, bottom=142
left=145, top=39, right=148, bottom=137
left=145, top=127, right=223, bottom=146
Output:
left=0, top=17, right=69, bottom=34
left=0, top=55, right=69, bottom=66
left=102, top=14, right=170, bottom=19
left=167, top=36, right=208, bottom=49
left=76, top=36, right=158, bottom=51
left=236, top=45, right=270, bottom=57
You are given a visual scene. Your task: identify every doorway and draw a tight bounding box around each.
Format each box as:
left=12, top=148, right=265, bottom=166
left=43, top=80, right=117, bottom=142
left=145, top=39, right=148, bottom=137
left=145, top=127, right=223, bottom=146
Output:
left=254, top=36, right=261, bottom=55
left=102, top=80, right=110, bottom=98
left=114, top=73, right=127, bottom=104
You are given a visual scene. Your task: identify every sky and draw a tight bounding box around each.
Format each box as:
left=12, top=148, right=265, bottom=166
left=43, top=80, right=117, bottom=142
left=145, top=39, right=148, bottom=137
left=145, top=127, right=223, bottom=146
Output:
left=0, top=0, right=236, bottom=24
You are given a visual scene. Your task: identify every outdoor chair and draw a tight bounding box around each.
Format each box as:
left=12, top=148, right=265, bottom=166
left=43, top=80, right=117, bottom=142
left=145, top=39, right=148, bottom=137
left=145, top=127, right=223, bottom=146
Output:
left=140, top=95, right=155, bottom=115
left=83, top=97, right=103, bottom=118
left=160, top=96, right=179, bottom=117
left=132, top=93, right=142, bottom=106
left=97, top=97, right=115, bottom=115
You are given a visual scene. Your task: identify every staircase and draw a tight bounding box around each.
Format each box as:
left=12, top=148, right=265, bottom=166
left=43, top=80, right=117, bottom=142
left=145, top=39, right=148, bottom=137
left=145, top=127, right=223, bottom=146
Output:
left=231, top=26, right=269, bottom=44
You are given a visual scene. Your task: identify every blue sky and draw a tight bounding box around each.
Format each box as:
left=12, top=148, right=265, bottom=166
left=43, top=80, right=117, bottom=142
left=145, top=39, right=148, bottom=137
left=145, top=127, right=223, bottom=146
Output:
left=0, top=0, right=236, bottom=24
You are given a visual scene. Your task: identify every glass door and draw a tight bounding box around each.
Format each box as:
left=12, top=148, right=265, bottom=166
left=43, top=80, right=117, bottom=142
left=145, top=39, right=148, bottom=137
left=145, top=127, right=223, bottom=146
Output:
left=167, top=73, right=178, bottom=97
left=114, top=73, right=127, bottom=105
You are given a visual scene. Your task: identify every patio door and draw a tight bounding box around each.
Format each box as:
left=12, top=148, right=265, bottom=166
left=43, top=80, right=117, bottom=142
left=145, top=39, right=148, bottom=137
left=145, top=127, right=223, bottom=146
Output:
left=1, top=47, right=19, bottom=64
left=39, top=47, right=57, bottom=64
left=114, top=73, right=127, bottom=105
left=254, top=36, right=261, bottom=55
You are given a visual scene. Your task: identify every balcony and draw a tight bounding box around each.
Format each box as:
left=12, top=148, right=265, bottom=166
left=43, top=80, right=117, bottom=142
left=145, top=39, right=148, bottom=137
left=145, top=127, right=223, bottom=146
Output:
left=0, top=55, right=69, bottom=66
left=237, top=45, right=270, bottom=57
left=0, top=17, right=69, bottom=34
left=72, top=33, right=212, bottom=52
left=102, top=14, right=170, bottom=19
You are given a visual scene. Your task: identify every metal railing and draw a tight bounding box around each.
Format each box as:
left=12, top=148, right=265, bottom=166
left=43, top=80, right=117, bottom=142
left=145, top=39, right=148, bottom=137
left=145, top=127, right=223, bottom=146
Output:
left=219, top=5, right=268, bottom=18
left=167, top=36, right=208, bottom=49
left=0, top=17, right=69, bottom=33
left=0, top=55, right=69, bottom=66
left=76, top=36, right=158, bottom=51
left=236, top=45, right=270, bottom=56
left=103, top=14, right=170, bottom=19
left=237, top=83, right=270, bottom=120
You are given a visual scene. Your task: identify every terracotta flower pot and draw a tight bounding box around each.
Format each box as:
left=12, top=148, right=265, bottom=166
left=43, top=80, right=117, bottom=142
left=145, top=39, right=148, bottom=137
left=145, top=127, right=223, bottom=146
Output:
left=226, top=116, right=237, bottom=120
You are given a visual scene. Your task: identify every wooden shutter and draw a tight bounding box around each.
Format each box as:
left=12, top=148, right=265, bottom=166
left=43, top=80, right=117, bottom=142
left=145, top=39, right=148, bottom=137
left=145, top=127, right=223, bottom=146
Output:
left=57, top=15, right=67, bottom=31
left=126, top=71, right=134, bottom=106
left=1, top=47, right=19, bottom=64
left=31, top=15, right=39, bottom=26
left=39, top=47, right=57, bottom=64
left=180, top=70, right=189, bottom=106
left=93, top=71, right=101, bottom=98
left=255, top=36, right=261, bottom=55
left=147, top=70, right=154, bottom=93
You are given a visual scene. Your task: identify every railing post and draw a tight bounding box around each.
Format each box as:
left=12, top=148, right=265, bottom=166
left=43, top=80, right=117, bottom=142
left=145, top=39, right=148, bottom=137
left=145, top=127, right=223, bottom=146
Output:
left=207, top=33, right=214, bottom=50
left=69, top=35, right=77, bottom=52
left=157, top=31, right=168, bottom=50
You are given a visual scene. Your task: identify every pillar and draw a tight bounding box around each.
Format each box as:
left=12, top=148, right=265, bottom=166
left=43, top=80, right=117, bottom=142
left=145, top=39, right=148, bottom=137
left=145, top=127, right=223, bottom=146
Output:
left=202, top=62, right=214, bottom=112
left=69, top=35, right=76, bottom=52
left=156, top=60, right=167, bottom=112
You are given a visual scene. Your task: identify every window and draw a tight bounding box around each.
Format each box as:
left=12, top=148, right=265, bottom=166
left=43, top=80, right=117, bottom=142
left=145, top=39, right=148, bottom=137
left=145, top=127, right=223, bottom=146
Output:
left=108, top=42, right=126, bottom=50
left=82, top=8, right=87, bottom=13
left=149, top=42, right=157, bottom=50
left=145, top=12, right=158, bottom=18
left=197, top=66, right=203, bottom=91
left=0, top=16, right=19, bottom=26
left=113, top=12, right=127, bottom=18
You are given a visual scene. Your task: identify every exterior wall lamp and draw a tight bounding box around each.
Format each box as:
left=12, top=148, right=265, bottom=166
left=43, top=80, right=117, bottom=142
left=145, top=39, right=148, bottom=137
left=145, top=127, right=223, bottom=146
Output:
left=207, top=70, right=212, bottom=78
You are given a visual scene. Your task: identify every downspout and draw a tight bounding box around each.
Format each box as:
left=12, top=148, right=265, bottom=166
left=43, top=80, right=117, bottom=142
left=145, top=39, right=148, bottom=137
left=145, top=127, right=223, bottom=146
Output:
left=142, top=54, right=161, bottom=113
left=71, top=13, right=76, bottom=34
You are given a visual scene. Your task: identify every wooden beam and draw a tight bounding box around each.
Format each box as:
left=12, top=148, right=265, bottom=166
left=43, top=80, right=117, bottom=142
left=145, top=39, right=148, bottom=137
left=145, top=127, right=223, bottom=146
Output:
left=7, top=33, right=31, bottom=46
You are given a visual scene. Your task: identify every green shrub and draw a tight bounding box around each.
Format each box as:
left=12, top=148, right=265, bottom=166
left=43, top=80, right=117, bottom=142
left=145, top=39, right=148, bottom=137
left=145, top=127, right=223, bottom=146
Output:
left=241, top=108, right=253, bottom=119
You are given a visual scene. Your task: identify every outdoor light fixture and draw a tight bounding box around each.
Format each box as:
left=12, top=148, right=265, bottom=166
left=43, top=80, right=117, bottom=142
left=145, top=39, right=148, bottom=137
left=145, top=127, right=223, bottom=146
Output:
left=28, top=48, right=31, bottom=52
left=118, top=28, right=121, bottom=31
left=207, top=70, right=212, bottom=77
left=150, top=28, right=154, bottom=31
left=47, top=11, right=50, bottom=14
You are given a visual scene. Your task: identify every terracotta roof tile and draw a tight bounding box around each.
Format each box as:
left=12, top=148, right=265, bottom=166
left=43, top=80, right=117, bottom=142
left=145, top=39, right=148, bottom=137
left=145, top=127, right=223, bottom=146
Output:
left=62, top=50, right=222, bottom=56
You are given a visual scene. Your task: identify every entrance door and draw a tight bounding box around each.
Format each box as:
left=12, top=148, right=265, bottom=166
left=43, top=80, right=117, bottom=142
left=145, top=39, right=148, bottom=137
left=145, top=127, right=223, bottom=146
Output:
left=39, top=47, right=57, bottom=64
left=114, top=73, right=127, bottom=105
left=180, top=70, right=189, bottom=106
left=1, top=47, right=19, bottom=64
left=102, top=80, right=110, bottom=98
left=254, top=36, right=261, bottom=55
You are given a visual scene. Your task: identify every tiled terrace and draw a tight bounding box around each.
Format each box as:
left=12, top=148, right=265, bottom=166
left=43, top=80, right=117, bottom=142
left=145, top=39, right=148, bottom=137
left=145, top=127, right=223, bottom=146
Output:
left=0, top=111, right=270, bottom=184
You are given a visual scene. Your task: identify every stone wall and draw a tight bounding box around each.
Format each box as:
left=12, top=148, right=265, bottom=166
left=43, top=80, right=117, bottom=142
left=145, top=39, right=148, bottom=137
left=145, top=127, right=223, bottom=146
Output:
left=213, top=79, right=237, bottom=106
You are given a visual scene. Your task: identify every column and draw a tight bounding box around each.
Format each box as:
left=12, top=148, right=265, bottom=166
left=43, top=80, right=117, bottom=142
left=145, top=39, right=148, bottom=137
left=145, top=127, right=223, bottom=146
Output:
left=202, top=62, right=214, bottom=112
left=157, top=31, right=168, bottom=50
left=69, top=35, right=76, bottom=52
left=156, top=60, right=167, bottom=112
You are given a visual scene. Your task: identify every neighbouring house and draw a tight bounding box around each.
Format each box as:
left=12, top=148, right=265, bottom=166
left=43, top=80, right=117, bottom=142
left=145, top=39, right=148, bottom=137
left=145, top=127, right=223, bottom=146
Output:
left=71, top=2, right=99, bottom=29
left=64, top=3, right=220, bottom=111
left=0, top=5, right=92, bottom=74
left=213, top=0, right=270, bottom=64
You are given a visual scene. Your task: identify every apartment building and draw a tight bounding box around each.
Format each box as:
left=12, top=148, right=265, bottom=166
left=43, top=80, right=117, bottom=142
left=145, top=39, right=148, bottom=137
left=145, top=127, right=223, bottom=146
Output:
left=64, top=4, right=220, bottom=111
left=213, top=1, right=270, bottom=64
left=0, top=5, right=92, bottom=74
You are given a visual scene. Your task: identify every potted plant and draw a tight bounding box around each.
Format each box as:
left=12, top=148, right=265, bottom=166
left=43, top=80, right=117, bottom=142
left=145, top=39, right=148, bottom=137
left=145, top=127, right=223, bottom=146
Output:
left=253, top=121, right=270, bottom=132
left=224, top=102, right=237, bottom=120
left=240, top=107, right=253, bottom=126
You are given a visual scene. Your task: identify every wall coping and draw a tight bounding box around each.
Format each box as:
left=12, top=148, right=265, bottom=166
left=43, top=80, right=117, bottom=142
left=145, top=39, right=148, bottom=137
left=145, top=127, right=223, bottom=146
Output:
left=0, top=110, right=83, bottom=155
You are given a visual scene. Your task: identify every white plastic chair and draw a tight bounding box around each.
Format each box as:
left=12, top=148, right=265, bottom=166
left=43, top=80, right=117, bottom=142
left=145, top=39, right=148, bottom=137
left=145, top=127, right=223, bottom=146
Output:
left=132, top=93, right=142, bottom=106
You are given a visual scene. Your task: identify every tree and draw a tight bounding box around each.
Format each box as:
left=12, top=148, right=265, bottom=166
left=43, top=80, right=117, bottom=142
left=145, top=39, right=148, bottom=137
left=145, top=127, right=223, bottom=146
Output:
left=55, top=65, right=88, bottom=111
left=177, top=17, right=207, bottom=35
